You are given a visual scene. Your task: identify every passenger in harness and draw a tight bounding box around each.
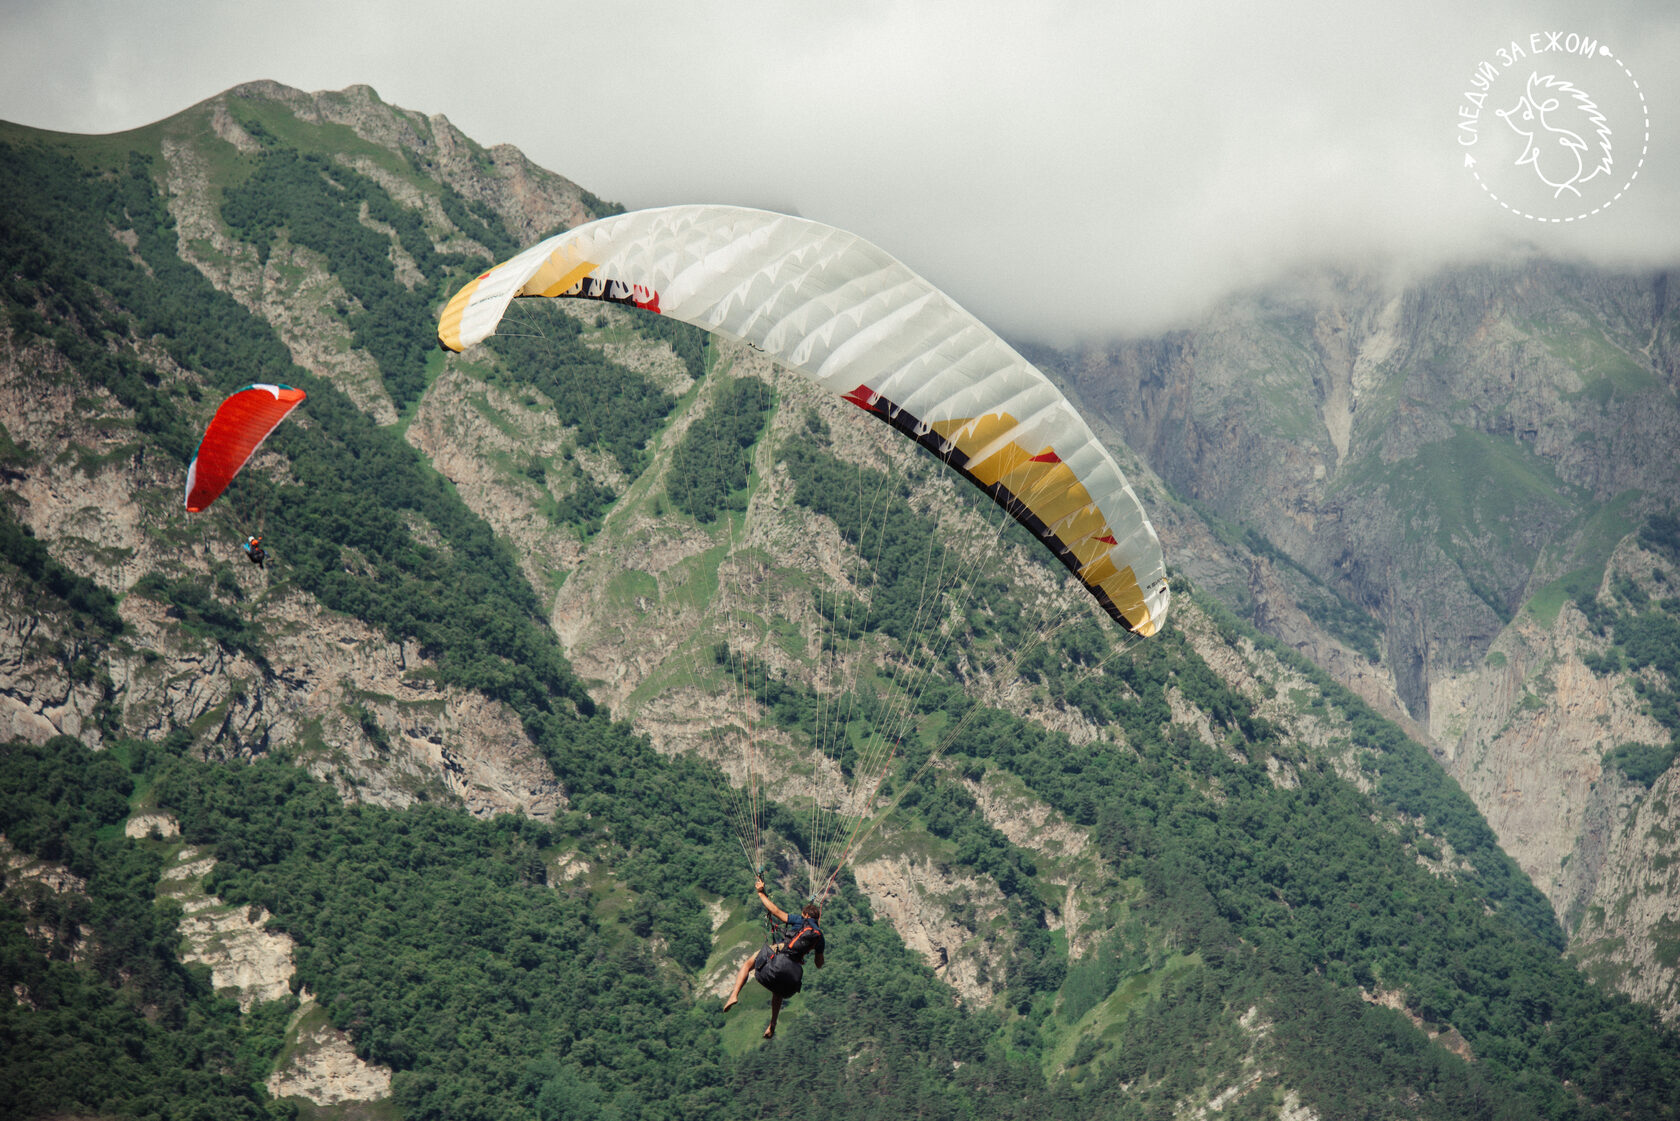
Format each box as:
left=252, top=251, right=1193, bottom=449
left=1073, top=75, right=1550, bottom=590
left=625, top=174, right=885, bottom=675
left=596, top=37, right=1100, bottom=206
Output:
left=722, top=876, right=825, bottom=1039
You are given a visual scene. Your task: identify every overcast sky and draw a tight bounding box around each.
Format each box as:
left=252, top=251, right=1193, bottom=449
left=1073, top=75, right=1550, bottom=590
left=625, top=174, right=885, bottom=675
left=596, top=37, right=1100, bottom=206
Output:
left=3, top=0, right=1677, bottom=340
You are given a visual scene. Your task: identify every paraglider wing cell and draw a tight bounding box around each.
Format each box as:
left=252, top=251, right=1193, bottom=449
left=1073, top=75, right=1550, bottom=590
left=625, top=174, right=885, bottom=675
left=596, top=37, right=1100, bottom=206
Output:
left=184, top=384, right=307, bottom=513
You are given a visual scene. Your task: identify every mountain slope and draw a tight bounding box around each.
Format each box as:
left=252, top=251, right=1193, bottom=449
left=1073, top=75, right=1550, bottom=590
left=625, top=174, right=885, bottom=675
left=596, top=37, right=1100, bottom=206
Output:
left=3, top=82, right=1680, bottom=1121
left=1042, top=263, right=1680, bottom=1021
left=1049, top=266, right=1679, bottom=716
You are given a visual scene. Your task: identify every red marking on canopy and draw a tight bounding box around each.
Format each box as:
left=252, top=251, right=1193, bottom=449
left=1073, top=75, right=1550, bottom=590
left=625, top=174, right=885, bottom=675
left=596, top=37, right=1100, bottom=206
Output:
left=842, top=385, right=881, bottom=412
left=1028, top=450, right=1062, bottom=464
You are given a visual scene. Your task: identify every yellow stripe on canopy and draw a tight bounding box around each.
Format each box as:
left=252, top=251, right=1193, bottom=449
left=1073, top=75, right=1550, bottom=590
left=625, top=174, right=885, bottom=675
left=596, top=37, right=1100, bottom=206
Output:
left=436, top=274, right=484, bottom=353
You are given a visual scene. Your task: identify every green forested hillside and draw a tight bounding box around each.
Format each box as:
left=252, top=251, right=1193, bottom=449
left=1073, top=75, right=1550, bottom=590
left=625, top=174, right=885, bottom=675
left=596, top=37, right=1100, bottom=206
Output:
left=4, top=87, right=1680, bottom=1121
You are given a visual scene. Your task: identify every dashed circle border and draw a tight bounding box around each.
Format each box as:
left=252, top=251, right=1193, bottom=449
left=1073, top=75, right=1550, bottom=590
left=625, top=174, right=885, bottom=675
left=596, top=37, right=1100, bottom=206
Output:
left=1465, top=45, right=1649, bottom=223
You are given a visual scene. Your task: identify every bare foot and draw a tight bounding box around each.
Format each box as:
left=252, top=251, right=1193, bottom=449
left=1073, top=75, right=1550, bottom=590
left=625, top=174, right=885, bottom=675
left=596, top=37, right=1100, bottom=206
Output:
left=722, top=996, right=738, bottom=1012
left=762, top=1027, right=775, bottom=1039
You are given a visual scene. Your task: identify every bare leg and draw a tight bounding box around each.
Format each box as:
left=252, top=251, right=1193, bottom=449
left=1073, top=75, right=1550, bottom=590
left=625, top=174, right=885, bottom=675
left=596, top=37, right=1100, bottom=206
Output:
left=722, top=955, right=754, bottom=1012
left=764, top=994, right=783, bottom=1039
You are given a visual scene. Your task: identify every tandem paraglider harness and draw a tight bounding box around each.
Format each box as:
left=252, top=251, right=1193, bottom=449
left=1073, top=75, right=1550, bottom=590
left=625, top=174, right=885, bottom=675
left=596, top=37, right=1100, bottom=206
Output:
left=752, top=913, right=824, bottom=999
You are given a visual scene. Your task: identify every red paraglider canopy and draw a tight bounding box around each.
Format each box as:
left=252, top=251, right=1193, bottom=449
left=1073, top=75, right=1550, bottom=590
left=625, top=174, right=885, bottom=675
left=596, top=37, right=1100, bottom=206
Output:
left=184, top=384, right=307, bottom=513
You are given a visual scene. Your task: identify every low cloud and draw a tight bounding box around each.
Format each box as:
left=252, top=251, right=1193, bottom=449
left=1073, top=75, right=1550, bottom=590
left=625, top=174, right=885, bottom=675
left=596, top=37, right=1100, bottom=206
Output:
left=4, top=0, right=1676, bottom=340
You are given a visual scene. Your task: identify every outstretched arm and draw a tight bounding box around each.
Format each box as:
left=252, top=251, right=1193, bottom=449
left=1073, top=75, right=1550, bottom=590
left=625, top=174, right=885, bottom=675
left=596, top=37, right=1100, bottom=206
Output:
left=755, top=878, right=788, bottom=924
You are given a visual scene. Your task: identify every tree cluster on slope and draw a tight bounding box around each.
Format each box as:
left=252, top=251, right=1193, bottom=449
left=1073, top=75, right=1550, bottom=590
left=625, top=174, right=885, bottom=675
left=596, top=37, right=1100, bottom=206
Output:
left=667, top=375, right=773, bottom=525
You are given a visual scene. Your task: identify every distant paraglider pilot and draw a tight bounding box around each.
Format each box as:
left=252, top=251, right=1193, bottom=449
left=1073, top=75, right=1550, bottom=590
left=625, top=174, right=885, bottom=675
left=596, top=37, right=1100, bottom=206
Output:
left=722, top=877, right=824, bottom=1039
left=183, top=384, right=304, bottom=574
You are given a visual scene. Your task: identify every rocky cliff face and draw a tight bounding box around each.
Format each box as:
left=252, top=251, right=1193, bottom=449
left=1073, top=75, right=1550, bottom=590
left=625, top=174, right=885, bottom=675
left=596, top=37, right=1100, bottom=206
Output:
left=218, top=80, right=598, bottom=246
left=159, top=843, right=295, bottom=1009
left=1044, top=263, right=1680, bottom=1019
left=1, top=83, right=583, bottom=826
left=0, top=84, right=602, bottom=1113
left=1052, top=263, right=1680, bottom=721
left=1430, top=535, right=1680, bottom=1020
left=0, top=373, right=561, bottom=818
left=147, top=817, right=396, bottom=1106
left=266, top=998, right=394, bottom=1107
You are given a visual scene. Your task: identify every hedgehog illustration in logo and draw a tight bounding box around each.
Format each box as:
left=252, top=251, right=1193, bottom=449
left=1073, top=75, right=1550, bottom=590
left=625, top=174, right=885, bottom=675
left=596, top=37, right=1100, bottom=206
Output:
left=1496, top=71, right=1613, bottom=198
